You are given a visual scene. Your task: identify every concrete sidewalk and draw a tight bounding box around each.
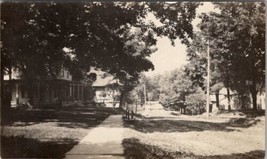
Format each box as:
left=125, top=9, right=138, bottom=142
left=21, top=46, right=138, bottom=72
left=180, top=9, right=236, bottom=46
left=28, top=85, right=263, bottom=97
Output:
left=65, top=115, right=124, bottom=159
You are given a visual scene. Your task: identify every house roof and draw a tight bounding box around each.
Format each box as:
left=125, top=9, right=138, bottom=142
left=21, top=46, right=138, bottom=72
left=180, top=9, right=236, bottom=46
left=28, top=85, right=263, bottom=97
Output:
left=90, top=67, right=123, bottom=87
left=92, top=76, right=116, bottom=87
left=210, top=82, right=224, bottom=93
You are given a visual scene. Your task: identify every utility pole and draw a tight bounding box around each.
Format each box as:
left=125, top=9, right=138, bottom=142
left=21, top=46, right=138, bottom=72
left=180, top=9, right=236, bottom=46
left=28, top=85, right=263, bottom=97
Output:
left=206, top=40, right=210, bottom=117
left=144, top=84, right=146, bottom=104
left=144, top=84, right=147, bottom=112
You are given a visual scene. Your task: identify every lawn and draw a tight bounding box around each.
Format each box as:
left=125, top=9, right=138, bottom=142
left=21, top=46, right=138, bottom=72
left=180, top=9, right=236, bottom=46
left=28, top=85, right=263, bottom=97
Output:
left=1, top=105, right=264, bottom=159
left=1, top=106, right=123, bottom=158
left=122, top=113, right=265, bottom=159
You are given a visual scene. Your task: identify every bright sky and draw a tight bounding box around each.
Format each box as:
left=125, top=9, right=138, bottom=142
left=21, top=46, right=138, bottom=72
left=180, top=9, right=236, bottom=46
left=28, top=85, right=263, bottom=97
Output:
left=144, top=2, right=217, bottom=77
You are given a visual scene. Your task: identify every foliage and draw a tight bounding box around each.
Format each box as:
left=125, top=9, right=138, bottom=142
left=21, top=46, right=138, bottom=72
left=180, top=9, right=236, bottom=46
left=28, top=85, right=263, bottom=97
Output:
left=83, top=85, right=95, bottom=102
left=184, top=32, right=207, bottom=90
left=1, top=2, right=199, bottom=80
left=185, top=88, right=206, bottom=115
left=184, top=2, right=265, bottom=110
left=157, top=68, right=196, bottom=110
left=125, top=90, right=139, bottom=104
left=138, top=74, right=161, bottom=101
left=1, top=2, right=200, bottom=108
left=198, top=2, right=265, bottom=109
left=106, top=82, right=121, bottom=103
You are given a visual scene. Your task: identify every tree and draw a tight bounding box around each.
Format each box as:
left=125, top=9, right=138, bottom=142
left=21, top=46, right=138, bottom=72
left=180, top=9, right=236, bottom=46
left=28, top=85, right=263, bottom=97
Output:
left=1, top=2, right=200, bottom=108
left=184, top=32, right=207, bottom=90
left=198, top=2, right=265, bottom=110
left=184, top=32, right=232, bottom=111
left=137, top=74, right=161, bottom=102
left=106, top=82, right=121, bottom=107
left=157, top=68, right=195, bottom=113
left=2, top=2, right=199, bottom=76
left=186, top=88, right=206, bottom=115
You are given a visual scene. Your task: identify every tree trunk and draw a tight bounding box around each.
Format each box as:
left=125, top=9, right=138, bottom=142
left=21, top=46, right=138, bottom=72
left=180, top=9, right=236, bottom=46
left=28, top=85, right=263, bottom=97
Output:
left=135, top=101, right=138, bottom=113
left=241, top=95, right=246, bottom=109
left=27, top=83, right=34, bottom=107
left=8, top=66, right=12, bottom=80
left=102, top=97, right=105, bottom=104
left=1, top=67, right=11, bottom=112
left=57, top=84, right=63, bottom=110
left=119, top=91, right=125, bottom=108
left=126, top=109, right=129, bottom=119
left=215, top=91, right=219, bottom=109
left=251, top=87, right=257, bottom=110
left=227, top=88, right=231, bottom=112
left=209, top=103, right=212, bottom=113
left=112, top=91, right=116, bottom=108
left=24, top=76, right=35, bottom=108
left=198, top=104, right=200, bottom=115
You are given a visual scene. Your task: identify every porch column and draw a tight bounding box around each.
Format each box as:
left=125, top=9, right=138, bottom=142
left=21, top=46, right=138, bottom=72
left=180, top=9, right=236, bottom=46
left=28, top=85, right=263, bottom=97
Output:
left=16, top=83, right=19, bottom=104
left=37, top=82, right=40, bottom=104
left=72, top=84, right=74, bottom=101
left=81, top=85, right=84, bottom=102
left=73, top=84, right=75, bottom=101
left=49, top=82, right=52, bottom=102
left=70, top=84, right=72, bottom=101
left=67, top=85, right=69, bottom=102
left=77, top=84, right=80, bottom=101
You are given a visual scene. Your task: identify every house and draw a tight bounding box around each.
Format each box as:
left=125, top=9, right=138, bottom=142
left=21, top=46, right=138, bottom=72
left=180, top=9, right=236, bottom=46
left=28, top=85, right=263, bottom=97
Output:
left=210, top=87, right=265, bottom=111
left=91, top=70, right=121, bottom=107
left=3, top=67, right=86, bottom=108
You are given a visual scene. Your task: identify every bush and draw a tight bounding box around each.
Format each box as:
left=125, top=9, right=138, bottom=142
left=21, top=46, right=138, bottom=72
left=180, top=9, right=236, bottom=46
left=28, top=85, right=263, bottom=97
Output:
left=186, top=89, right=206, bottom=115
left=125, top=90, right=139, bottom=104
left=233, top=94, right=251, bottom=110
left=83, top=85, right=95, bottom=102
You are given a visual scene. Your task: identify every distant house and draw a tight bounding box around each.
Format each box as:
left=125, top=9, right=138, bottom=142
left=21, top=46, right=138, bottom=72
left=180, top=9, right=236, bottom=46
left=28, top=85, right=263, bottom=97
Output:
left=91, top=71, right=120, bottom=107
left=3, top=67, right=86, bottom=108
left=210, top=87, right=265, bottom=111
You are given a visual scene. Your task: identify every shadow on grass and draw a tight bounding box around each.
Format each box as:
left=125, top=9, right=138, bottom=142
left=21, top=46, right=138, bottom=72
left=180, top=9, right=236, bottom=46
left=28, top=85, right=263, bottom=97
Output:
left=123, top=117, right=262, bottom=133
left=217, top=110, right=265, bottom=118
left=1, top=135, right=77, bottom=158
left=1, top=107, right=125, bottom=158
left=227, top=118, right=262, bottom=128
left=123, top=138, right=185, bottom=159
left=2, top=107, right=124, bottom=129
left=122, top=138, right=265, bottom=159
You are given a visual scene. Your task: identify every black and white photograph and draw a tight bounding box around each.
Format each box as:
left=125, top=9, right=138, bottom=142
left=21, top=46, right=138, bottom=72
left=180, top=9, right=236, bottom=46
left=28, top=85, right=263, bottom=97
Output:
left=0, top=1, right=265, bottom=158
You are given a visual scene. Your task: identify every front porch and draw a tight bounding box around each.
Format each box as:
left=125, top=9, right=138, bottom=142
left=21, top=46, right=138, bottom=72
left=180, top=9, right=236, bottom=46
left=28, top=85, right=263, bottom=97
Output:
left=3, top=79, right=86, bottom=108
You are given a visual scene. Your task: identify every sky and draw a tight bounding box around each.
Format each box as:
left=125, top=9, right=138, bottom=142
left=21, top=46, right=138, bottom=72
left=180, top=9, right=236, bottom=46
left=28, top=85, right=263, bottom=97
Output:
left=144, top=2, right=217, bottom=77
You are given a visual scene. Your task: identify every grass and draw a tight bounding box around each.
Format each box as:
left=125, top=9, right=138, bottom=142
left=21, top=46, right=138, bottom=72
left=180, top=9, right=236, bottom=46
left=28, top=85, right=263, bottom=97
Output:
left=122, top=138, right=265, bottom=159
left=123, top=117, right=262, bottom=133
left=122, top=111, right=264, bottom=159
left=1, top=136, right=78, bottom=158
left=1, top=105, right=264, bottom=158
left=1, top=106, right=124, bottom=158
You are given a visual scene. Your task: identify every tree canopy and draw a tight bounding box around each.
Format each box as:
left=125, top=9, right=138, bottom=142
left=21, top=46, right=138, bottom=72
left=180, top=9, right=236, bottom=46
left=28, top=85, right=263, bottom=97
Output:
left=144, top=68, right=196, bottom=110
left=186, top=2, right=265, bottom=110
left=1, top=2, right=199, bottom=83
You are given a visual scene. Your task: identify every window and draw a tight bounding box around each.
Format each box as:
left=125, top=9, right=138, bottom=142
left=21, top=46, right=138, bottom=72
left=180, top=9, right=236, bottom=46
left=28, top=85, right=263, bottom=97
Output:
left=70, top=85, right=72, bottom=97
left=61, top=68, right=64, bottom=77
